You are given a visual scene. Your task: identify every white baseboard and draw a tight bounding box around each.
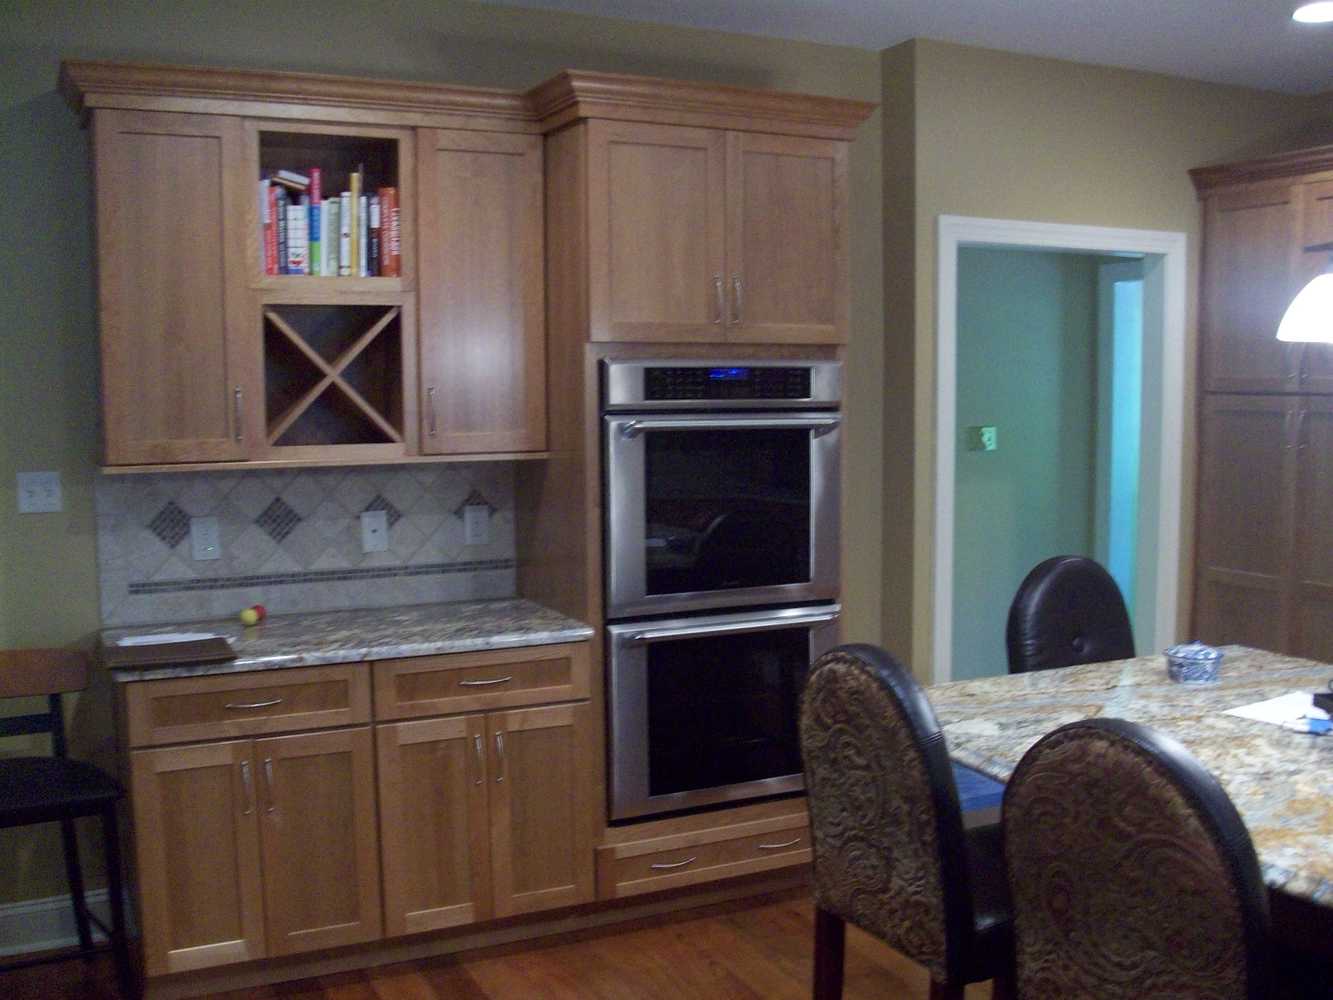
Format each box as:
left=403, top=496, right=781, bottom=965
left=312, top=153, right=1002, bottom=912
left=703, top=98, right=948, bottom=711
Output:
left=0, top=890, right=131, bottom=957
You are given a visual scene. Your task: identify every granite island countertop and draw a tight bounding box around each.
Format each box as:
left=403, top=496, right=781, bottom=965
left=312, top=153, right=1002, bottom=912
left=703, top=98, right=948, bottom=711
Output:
left=101, top=599, right=594, bottom=682
left=929, top=646, right=1333, bottom=905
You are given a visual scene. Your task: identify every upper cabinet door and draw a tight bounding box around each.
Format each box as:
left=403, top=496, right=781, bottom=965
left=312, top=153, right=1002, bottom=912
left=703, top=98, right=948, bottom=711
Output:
left=726, top=133, right=847, bottom=344
left=93, top=110, right=254, bottom=464
left=587, top=121, right=727, bottom=342
left=1201, top=183, right=1303, bottom=393
left=418, top=129, right=546, bottom=454
left=1301, top=179, right=1333, bottom=250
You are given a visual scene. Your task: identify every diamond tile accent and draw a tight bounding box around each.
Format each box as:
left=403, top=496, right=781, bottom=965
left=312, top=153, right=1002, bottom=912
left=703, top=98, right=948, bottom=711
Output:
left=147, top=501, right=190, bottom=549
left=255, top=497, right=302, bottom=543
left=363, top=494, right=402, bottom=528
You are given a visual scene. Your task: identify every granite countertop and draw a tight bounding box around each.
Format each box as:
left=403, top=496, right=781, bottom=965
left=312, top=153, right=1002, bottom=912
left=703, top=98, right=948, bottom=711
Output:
left=929, top=646, right=1333, bottom=905
left=101, top=599, right=594, bottom=682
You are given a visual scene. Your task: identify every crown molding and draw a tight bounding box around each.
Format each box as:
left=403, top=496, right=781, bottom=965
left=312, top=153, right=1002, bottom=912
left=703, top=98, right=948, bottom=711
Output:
left=1190, top=143, right=1333, bottom=193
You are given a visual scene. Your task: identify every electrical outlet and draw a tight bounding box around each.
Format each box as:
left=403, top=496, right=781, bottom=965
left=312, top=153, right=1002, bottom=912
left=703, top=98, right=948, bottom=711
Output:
left=190, top=516, right=221, bottom=561
left=360, top=509, right=389, bottom=552
left=463, top=504, right=490, bottom=546
left=16, top=471, right=63, bottom=513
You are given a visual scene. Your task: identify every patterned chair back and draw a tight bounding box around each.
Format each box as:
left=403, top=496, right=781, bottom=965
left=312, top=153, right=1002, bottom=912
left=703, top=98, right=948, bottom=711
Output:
left=1003, top=719, right=1270, bottom=999
left=799, top=643, right=974, bottom=984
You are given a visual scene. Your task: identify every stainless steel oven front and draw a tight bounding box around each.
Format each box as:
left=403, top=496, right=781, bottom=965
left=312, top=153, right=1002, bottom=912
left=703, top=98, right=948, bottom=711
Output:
left=606, top=605, right=841, bottom=821
left=603, top=360, right=842, bottom=620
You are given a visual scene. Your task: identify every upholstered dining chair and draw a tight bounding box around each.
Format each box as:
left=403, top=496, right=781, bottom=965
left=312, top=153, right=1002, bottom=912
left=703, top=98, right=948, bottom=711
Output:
left=800, top=643, right=1015, bottom=1000
left=1002, top=718, right=1270, bottom=1000
left=0, top=649, right=133, bottom=997
left=1005, top=555, right=1135, bottom=673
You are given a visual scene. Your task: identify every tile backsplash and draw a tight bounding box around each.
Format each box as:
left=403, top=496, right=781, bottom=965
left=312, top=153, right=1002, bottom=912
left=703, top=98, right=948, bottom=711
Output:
left=94, top=464, right=516, bottom=626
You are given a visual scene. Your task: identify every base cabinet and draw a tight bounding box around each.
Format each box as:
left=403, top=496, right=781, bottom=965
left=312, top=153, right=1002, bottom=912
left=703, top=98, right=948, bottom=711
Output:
left=377, top=701, right=594, bottom=935
left=130, top=728, right=381, bottom=976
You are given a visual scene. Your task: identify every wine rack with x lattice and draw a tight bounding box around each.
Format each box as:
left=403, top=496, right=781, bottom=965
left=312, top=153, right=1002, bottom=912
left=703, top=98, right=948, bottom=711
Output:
left=260, top=296, right=418, bottom=461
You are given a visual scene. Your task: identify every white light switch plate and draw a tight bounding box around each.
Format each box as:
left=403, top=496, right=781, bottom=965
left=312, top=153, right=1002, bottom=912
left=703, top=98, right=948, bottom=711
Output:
left=361, top=509, right=389, bottom=552
left=190, top=516, right=221, bottom=561
left=463, top=504, right=490, bottom=546
left=17, top=471, right=62, bottom=513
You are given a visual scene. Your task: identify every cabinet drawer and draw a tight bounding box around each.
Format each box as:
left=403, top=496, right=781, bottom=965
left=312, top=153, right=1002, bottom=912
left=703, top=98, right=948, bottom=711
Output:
left=597, top=814, right=810, bottom=899
left=372, top=642, right=590, bottom=720
left=124, top=665, right=370, bottom=747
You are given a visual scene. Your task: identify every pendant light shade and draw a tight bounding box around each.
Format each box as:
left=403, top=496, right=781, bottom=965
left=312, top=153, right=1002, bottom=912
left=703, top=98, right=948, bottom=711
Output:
left=1276, top=256, right=1333, bottom=344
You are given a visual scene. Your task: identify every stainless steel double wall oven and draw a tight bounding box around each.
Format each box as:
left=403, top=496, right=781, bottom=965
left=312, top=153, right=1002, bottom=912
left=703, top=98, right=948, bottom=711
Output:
left=602, top=360, right=842, bottom=820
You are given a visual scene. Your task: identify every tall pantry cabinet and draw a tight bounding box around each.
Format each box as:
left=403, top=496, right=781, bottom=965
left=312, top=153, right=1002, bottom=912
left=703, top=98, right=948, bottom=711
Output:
left=1191, top=146, right=1333, bottom=661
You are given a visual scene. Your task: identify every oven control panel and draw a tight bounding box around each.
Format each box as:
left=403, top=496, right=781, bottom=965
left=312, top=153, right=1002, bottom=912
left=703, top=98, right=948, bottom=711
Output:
left=603, top=360, right=840, bottom=409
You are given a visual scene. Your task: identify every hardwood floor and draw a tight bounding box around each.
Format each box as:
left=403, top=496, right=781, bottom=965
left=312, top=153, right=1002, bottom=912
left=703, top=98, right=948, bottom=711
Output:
left=0, top=895, right=993, bottom=999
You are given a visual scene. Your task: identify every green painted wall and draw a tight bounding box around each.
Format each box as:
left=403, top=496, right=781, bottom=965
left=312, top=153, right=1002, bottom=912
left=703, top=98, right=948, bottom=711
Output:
left=880, top=39, right=1333, bottom=679
left=952, top=248, right=1102, bottom=680
left=0, top=0, right=883, bottom=905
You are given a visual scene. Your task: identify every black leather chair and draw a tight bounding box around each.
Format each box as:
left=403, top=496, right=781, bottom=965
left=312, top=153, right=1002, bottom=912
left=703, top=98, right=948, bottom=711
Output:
left=1002, top=718, right=1270, bottom=999
left=0, top=650, right=133, bottom=997
left=800, top=644, right=1014, bottom=1000
left=1005, top=555, right=1134, bottom=673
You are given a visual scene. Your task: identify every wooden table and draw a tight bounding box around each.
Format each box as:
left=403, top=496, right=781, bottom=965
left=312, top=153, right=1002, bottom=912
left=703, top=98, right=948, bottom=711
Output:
left=929, top=646, right=1333, bottom=958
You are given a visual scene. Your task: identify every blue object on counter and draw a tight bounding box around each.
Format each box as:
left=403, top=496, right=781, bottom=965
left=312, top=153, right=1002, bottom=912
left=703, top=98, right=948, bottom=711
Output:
left=952, top=762, right=1005, bottom=811
left=1165, top=641, right=1223, bottom=684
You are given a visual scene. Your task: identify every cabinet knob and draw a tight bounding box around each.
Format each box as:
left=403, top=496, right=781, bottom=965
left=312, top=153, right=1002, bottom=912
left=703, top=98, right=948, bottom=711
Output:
left=239, top=759, right=255, bottom=816
left=473, top=734, right=485, bottom=786
left=426, top=386, right=438, bottom=437
left=233, top=386, right=244, bottom=442
left=494, top=731, right=506, bottom=783
left=730, top=274, right=744, bottom=325
left=713, top=275, right=724, bottom=325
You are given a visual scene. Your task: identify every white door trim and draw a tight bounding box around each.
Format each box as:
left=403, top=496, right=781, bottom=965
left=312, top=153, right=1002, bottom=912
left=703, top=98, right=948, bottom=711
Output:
left=934, top=215, right=1187, bottom=683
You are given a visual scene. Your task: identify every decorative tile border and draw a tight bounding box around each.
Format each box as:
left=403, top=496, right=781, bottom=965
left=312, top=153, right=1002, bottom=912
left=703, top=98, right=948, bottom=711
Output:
left=128, top=559, right=516, bottom=595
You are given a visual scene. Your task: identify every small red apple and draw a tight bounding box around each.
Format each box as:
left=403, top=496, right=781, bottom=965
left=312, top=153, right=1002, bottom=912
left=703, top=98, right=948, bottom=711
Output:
left=252, top=604, right=268, bottom=622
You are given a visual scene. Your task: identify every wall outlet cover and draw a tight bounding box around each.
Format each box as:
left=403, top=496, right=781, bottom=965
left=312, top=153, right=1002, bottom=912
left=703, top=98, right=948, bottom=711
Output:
left=965, top=425, right=999, bottom=452
left=463, top=504, right=490, bottom=546
left=360, top=509, right=389, bottom=553
left=189, top=516, right=221, bottom=561
left=17, top=471, right=63, bottom=513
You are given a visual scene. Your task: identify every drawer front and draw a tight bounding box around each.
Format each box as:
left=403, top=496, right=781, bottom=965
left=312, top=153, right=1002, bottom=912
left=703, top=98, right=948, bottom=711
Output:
left=372, top=642, right=590, bottom=720
left=124, top=665, right=371, bottom=747
left=598, top=819, right=810, bottom=899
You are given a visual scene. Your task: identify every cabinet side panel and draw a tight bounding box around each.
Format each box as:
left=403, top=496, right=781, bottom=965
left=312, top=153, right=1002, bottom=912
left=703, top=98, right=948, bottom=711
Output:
left=1293, top=401, right=1333, bottom=661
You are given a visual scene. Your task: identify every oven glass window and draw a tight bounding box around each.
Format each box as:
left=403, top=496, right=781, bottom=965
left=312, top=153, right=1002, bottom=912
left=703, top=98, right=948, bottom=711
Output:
left=646, top=626, right=808, bottom=797
left=644, top=428, right=811, bottom=596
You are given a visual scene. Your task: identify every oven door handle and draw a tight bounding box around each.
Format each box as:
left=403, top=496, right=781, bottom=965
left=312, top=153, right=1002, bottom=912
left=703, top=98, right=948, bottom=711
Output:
left=619, top=415, right=840, bottom=438
left=626, top=610, right=841, bottom=644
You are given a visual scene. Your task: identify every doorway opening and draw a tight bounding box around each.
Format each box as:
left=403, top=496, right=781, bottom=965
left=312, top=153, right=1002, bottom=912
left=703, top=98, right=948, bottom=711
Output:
left=934, top=217, right=1186, bottom=683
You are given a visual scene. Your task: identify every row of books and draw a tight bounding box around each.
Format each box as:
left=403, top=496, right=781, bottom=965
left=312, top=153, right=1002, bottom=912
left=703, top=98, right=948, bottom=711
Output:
left=260, top=168, right=401, bottom=277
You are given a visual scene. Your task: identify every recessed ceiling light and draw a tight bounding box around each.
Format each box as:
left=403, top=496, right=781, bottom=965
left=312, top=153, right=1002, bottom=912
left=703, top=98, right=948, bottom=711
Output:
left=1293, top=2, right=1333, bottom=23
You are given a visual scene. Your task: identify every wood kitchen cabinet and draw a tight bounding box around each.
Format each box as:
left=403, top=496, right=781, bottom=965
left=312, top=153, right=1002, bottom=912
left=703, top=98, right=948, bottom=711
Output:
left=375, top=645, right=595, bottom=934
left=583, top=120, right=848, bottom=344
left=1293, top=396, right=1333, bottom=661
left=92, top=109, right=255, bottom=465
left=417, top=129, right=546, bottom=453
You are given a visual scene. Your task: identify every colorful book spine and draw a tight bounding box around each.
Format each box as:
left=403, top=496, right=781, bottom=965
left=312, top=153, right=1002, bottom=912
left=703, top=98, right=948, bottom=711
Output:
left=349, top=169, right=362, bottom=277
left=260, top=179, right=275, bottom=275
left=358, top=194, right=369, bottom=278
left=379, top=187, right=400, bottom=277
left=286, top=199, right=308, bottom=275
left=323, top=198, right=339, bottom=276
left=368, top=194, right=381, bottom=277
left=338, top=191, right=352, bottom=277
left=275, top=185, right=290, bottom=274
left=307, top=168, right=322, bottom=277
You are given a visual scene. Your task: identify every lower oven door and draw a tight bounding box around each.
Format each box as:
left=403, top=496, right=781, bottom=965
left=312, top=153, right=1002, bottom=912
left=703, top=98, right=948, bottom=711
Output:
left=606, top=604, right=841, bottom=821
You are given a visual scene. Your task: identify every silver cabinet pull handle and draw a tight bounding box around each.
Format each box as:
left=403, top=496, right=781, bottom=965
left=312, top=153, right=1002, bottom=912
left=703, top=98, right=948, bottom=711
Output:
left=240, top=759, right=255, bottom=816
left=233, top=386, right=244, bottom=442
left=730, top=274, right=743, bottom=325
left=427, top=386, right=438, bottom=436
left=494, top=732, right=506, bottom=783
left=650, top=856, right=697, bottom=871
left=757, top=837, right=801, bottom=850
left=473, top=734, right=485, bottom=786
left=713, top=274, right=724, bottom=324
left=225, top=698, right=283, bottom=710
left=459, top=676, right=513, bottom=687
left=263, top=757, right=275, bottom=814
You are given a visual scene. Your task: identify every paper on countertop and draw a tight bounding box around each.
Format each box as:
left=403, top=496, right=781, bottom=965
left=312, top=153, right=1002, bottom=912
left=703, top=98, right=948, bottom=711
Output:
left=1224, top=691, right=1330, bottom=730
left=116, top=632, right=226, bottom=647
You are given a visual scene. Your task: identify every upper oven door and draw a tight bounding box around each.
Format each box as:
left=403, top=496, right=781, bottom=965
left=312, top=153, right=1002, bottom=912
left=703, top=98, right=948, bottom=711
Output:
left=604, top=411, right=841, bottom=619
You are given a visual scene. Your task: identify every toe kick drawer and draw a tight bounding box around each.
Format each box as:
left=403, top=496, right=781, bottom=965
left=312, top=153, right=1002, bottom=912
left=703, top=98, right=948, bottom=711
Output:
left=124, top=665, right=370, bottom=747
left=597, top=815, right=811, bottom=899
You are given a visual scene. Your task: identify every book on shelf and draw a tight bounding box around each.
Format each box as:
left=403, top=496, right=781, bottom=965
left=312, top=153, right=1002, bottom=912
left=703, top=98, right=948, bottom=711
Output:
left=379, top=186, right=400, bottom=277
left=323, top=197, right=339, bottom=277
left=308, top=168, right=322, bottom=277
left=260, top=178, right=275, bottom=275
left=368, top=193, right=381, bottom=277
left=349, top=168, right=362, bottom=277
left=275, top=185, right=289, bottom=274
left=358, top=193, right=369, bottom=278
left=339, top=190, right=352, bottom=277
left=286, top=198, right=308, bottom=275
left=271, top=168, right=310, bottom=192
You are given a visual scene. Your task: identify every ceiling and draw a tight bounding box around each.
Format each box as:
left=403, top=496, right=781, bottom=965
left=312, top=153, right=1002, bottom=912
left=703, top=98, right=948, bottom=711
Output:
left=481, top=0, right=1333, bottom=95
